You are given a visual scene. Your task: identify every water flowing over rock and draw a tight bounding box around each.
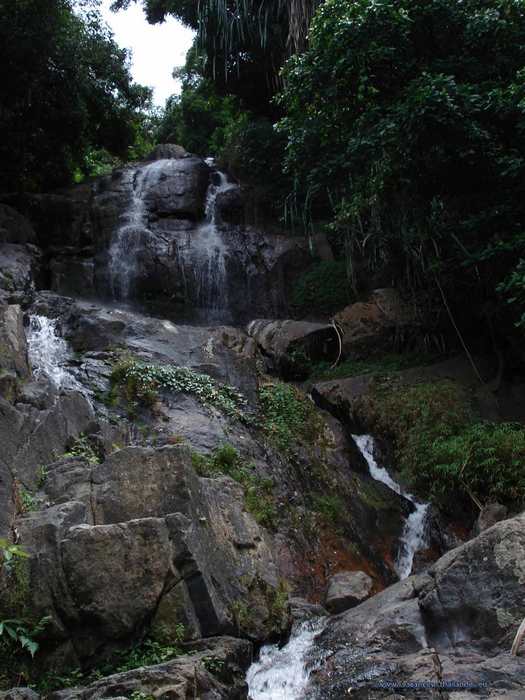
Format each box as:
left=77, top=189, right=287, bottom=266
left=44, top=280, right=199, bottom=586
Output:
left=353, top=434, right=429, bottom=579
left=247, top=618, right=326, bottom=699
left=26, top=315, right=80, bottom=391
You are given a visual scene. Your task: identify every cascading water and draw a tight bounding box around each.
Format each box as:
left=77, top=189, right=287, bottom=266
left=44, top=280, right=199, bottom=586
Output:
left=109, top=160, right=167, bottom=300
left=246, top=618, right=326, bottom=700
left=174, top=170, right=235, bottom=315
left=26, top=315, right=78, bottom=390
left=353, top=434, right=429, bottom=579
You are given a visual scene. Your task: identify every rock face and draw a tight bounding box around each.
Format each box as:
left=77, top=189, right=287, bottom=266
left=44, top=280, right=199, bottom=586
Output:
left=0, top=204, right=37, bottom=244
left=15, top=445, right=281, bottom=662
left=3, top=148, right=321, bottom=322
left=324, top=570, right=373, bottom=613
left=309, top=514, right=525, bottom=698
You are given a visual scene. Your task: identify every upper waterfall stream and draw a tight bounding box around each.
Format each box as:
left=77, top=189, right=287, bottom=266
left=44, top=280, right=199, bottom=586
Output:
left=353, top=434, right=429, bottom=579
left=107, top=159, right=236, bottom=321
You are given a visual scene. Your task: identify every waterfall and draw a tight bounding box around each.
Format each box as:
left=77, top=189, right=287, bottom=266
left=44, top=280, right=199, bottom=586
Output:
left=109, top=160, right=166, bottom=300
left=353, top=434, right=429, bottom=579
left=175, top=170, right=234, bottom=316
left=26, top=315, right=79, bottom=390
left=246, top=618, right=326, bottom=700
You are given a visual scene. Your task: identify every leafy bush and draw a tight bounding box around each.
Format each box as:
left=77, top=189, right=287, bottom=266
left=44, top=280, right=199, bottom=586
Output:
left=416, top=422, right=525, bottom=508
left=310, top=494, right=346, bottom=525
left=278, top=0, right=525, bottom=316
left=292, top=260, right=351, bottom=315
left=368, top=378, right=525, bottom=510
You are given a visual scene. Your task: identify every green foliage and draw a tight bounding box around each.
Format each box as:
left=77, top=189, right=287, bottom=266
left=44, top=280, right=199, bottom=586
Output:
left=156, top=46, right=242, bottom=156
left=0, top=539, right=29, bottom=572
left=259, top=383, right=324, bottom=453
left=0, top=0, right=152, bottom=192
left=366, top=378, right=525, bottom=510
left=277, top=0, right=525, bottom=314
left=412, top=422, right=525, bottom=508
left=110, top=357, right=250, bottom=422
left=0, top=617, right=49, bottom=659
left=63, top=434, right=101, bottom=465
left=35, top=633, right=185, bottom=693
left=36, top=466, right=49, bottom=489
left=115, top=0, right=318, bottom=111
left=19, top=488, right=37, bottom=514
left=291, top=260, right=352, bottom=314
left=192, top=445, right=277, bottom=528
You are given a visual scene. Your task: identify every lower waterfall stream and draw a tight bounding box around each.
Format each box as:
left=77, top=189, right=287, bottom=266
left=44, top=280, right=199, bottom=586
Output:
left=353, top=434, right=429, bottom=579
left=26, top=315, right=80, bottom=391
left=246, top=618, right=326, bottom=699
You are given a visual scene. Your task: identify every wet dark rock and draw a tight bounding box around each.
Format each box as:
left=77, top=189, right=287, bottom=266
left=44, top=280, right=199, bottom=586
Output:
left=324, top=570, right=374, bottom=613
left=0, top=303, right=30, bottom=379
left=476, top=502, right=508, bottom=533
left=308, top=514, right=525, bottom=698
left=0, top=203, right=37, bottom=244
left=248, top=319, right=339, bottom=378
left=0, top=243, right=42, bottom=304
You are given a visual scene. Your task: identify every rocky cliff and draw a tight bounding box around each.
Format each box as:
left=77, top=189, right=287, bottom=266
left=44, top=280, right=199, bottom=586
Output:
left=0, top=146, right=523, bottom=699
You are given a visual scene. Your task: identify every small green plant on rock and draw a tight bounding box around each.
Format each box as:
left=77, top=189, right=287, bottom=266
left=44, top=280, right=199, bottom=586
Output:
left=192, top=444, right=277, bottom=529
left=111, top=357, right=250, bottom=422
left=259, top=382, right=325, bottom=454
left=63, top=434, right=101, bottom=465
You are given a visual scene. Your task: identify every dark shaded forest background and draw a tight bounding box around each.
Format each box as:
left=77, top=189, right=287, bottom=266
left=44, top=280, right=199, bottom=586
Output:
left=2, top=0, right=525, bottom=333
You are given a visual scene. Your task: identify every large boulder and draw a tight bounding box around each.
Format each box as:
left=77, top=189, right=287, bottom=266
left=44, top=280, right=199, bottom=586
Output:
left=146, top=143, right=191, bottom=160
left=308, top=513, right=525, bottom=698
left=324, top=570, right=374, bottom=613
left=47, top=637, right=251, bottom=700
left=13, top=445, right=284, bottom=664
left=334, top=288, right=421, bottom=357
left=248, top=319, right=339, bottom=378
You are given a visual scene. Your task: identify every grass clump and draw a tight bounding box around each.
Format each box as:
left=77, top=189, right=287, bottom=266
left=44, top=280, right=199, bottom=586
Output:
left=258, top=383, right=324, bottom=454
left=311, top=494, right=346, bottom=526
left=110, top=357, right=249, bottom=422
left=35, top=633, right=185, bottom=694
left=192, top=444, right=277, bottom=529
left=310, top=352, right=440, bottom=381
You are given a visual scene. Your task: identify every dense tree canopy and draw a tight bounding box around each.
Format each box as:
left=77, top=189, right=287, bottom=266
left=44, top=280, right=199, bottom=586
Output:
left=112, top=0, right=320, bottom=111
left=0, top=0, right=151, bottom=191
left=277, top=0, right=525, bottom=317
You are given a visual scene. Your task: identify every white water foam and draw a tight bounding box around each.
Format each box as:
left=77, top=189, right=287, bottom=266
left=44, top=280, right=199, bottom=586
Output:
left=353, top=434, right=429, bottom=579
left=176, top=170, right=235, bottom=313
left=246, top=618, right=325, bottom=700
left=26, top=315, right=78, bottom=390
left=109, top=159, right=167, bottom=300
